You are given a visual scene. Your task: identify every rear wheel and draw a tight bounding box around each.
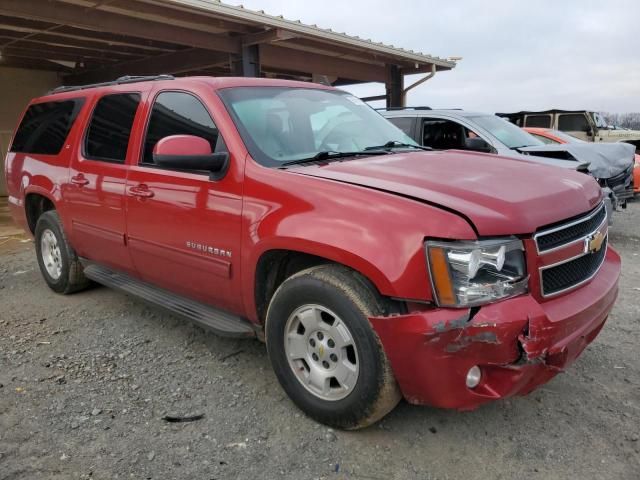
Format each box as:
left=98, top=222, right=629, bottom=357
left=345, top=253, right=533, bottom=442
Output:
left=35, top=211, right=90, bottom=294
left=265, top=264, right=401, bottom=429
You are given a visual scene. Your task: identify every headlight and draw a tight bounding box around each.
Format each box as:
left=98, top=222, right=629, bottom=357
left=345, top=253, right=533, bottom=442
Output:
left=426, top=238, right=528, bottom=307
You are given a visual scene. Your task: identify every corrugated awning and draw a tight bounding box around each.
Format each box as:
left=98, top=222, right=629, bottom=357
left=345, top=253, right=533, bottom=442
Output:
left=0, top=0, right=457, bottom=99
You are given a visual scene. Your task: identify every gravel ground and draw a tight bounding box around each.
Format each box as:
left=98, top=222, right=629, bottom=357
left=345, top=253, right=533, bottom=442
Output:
left=1, top=202, right=639, bottom=480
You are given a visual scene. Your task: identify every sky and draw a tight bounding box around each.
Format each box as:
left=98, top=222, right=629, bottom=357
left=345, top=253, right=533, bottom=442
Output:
left=231, top=0, right=640, bottom=113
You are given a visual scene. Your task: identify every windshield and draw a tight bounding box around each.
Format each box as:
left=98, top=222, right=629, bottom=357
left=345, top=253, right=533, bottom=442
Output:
left=592, top=112, right=608, bottom=129
left=469, top=115, right=544, bottom=149
left=217, top=87, right=417, bottom=167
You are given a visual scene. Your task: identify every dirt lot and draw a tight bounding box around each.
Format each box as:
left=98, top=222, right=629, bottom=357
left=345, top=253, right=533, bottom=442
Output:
left=1, top=200, right=639, bottom=480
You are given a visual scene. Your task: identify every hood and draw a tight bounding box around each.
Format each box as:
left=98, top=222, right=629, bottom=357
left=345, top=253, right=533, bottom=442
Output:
left=518, top=142, right=635, bottom=179
left=292, top=150, right=602, bottom=236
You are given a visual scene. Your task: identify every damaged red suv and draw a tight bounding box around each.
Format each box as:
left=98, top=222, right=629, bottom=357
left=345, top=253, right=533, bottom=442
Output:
left=5, top=76, right=620, bottom=429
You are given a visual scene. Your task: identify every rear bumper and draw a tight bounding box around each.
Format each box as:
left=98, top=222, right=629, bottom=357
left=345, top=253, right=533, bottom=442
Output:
left=370, top=248, right=620, bottom=410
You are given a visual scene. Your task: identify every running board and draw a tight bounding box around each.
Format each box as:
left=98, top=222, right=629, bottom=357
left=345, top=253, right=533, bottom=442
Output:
left=83, top=264, right=256, bottom=338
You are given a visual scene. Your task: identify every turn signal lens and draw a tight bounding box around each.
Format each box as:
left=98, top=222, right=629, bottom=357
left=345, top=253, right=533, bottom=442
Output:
left=428, top=246, right=456, bottom=306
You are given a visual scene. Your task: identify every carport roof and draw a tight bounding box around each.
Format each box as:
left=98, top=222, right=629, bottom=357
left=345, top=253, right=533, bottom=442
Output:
left=0, top=0, right=456, bottom=86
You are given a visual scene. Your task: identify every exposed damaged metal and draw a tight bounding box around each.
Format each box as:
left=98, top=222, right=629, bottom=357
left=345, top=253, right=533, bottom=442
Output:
left=445, top=331, right=500, bottom=353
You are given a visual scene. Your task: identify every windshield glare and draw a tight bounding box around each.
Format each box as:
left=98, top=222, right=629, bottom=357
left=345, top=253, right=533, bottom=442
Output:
left=470, top=115, right=544, bottom=149
left=218, top=87, right=417, bottom=167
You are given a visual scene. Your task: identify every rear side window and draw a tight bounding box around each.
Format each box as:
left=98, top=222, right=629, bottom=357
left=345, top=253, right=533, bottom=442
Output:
left=85, top=93, right=141, bottom=163
left=422, top=118, right=469, bottom=149
left=558, top=114, right=590, bottom=132
left=143, top=91, right=220, bottom=165
left=524, top=115, right=552, bottom=128
left=10, top=99, right=85, bottom=155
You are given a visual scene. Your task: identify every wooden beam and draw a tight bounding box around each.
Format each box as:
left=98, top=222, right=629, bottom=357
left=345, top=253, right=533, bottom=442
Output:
left=2, top=39, right=141, bottom=61
left=0, top=16, right=178, bottom=52
left=260, top=44, right=387, bottom=83
left=0, top=55, right=71, bottom=72
left=0, top=0, right=241, bottom=53
left=242, top=28, right=297, bottom=47
left=0, top=28, right=166, bottom=57
left=2, top=45, right=120, bottom=64
left=65, top=48, right=229, bottom=84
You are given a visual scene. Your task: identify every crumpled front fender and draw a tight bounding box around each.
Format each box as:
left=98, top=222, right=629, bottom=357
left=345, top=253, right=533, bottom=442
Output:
left=370, top=248, right=620, bottom=410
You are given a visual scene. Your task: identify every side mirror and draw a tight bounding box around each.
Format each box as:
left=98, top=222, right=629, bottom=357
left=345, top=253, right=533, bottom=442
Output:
left=465, top=137, right=492, bottom=153
left=585, top=128, right=594, bottom=136
left=152, top=135, right=229, bottom=178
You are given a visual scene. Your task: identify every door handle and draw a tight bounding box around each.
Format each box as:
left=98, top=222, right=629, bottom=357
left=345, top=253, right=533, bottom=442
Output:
left=129, top=184, right=155, bottom=198
left=70, top=174, right=89, bottom=186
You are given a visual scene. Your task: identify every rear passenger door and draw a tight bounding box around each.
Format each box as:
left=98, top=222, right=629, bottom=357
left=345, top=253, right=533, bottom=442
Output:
left=125, top=89, right=243, bottom=313
left=65, top=92, right=142, bottom=274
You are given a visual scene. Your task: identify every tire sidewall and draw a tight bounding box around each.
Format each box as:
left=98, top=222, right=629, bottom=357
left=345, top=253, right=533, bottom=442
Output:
left=266, top=272, right=386, bottom=428
left=35, top=212, right=72, bottom=294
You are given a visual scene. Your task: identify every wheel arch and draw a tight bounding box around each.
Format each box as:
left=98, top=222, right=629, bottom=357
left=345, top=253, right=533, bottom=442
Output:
left=24, top=190, right=57, bottom=234
left=250, top=245, right=398, bottom=325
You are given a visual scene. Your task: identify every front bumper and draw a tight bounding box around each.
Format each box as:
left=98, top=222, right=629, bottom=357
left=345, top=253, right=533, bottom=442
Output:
left=370, top=248, right=620, bottom=410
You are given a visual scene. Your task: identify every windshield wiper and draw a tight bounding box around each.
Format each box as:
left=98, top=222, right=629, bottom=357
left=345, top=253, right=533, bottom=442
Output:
left=280, top=150, right=389, bottom=167
left=363, top=141, right=432, bottom=151
left=511, top=144, right=536, bottom=150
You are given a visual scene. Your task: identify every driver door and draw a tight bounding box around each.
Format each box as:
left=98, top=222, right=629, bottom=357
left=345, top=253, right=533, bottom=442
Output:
left=557, top=113, right=593, bottom=142
left=125, top=89, right=243, bottom=312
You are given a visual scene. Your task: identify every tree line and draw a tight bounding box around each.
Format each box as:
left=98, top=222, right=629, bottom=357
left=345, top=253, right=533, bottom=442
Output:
left=602, top=112, right=640, bottom=130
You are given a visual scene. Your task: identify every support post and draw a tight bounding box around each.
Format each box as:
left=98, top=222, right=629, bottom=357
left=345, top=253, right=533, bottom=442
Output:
left=241, top=44, right=260, bottom=77
left=386, top=65, right=404, bottom=108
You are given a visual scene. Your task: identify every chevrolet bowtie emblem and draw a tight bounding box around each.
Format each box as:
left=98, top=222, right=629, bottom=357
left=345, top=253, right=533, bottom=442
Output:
left=585, top=231, right=605, bottom=254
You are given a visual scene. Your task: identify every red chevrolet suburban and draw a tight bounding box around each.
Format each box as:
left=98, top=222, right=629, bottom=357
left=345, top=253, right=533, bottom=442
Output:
left=4, top=76, right=620, bottom=429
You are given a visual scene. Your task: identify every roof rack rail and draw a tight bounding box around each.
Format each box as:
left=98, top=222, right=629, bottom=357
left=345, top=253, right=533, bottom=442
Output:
left=48, top=74, right=175, bottom=95
left=375, top=106, right=432, bottom=111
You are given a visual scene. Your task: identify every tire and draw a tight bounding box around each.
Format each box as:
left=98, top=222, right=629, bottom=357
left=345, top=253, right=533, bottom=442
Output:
left=265, top=264, right=401, bottom=430
left=34, top=210, right=90, bottom=294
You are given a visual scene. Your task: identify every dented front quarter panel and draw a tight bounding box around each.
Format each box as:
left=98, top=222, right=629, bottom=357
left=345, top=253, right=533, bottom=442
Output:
left=370, top=248, right=621, bottom=410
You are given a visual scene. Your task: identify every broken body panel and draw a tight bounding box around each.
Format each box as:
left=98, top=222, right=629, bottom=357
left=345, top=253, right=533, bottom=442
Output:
left=371, top=247, right=619, bottom=409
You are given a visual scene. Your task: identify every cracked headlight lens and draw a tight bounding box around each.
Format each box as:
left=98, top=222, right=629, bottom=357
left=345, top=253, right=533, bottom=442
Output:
left=426, top=238, right=528, bottom=307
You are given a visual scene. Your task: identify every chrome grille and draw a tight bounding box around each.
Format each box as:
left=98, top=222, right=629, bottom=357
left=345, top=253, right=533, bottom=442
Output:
left=540, top=236, right=608, bottom=296
left=534, top=203, right=606, bottom=253
left=535, top=202, right=608, bottom=297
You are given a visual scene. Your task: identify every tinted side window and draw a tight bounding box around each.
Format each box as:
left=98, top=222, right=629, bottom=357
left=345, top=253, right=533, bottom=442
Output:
left=11, top=99, right=85, bottom=154
left=387, top=117, right=415, bottom=137
left=85, top=93, right=140, bottom=163
left=422, top=118, right=468, bottom=149
left=143, top=92, right=220, bottom=165
left=524, top=115, right=552, bottom=128
left=558, top=114, right=589, bottom=132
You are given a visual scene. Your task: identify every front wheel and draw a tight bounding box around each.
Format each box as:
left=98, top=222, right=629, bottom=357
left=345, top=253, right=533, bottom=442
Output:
left=265, top=265, right=401, bottom=429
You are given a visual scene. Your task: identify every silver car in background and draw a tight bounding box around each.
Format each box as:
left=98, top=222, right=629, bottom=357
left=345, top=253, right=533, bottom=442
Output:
left=380, top=108, right=635, bottom=221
